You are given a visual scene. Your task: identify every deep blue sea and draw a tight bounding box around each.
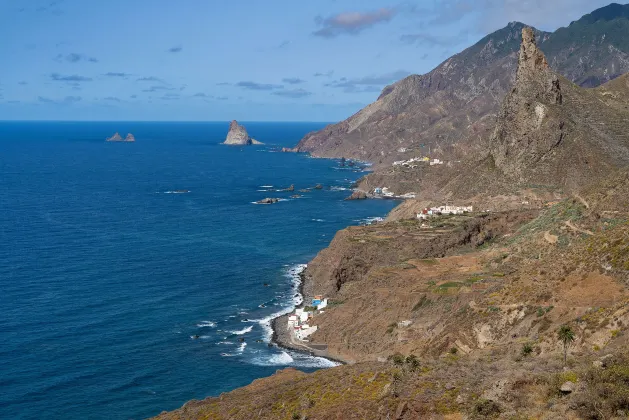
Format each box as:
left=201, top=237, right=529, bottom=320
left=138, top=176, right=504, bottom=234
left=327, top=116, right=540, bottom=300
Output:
left=0, top=121, right=397, bottom=420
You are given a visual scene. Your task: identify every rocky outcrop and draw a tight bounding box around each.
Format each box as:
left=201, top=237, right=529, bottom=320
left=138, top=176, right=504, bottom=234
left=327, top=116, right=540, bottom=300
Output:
left=106, top=132, right=135, bottom=142
left=255, top=198, right=280, bottom=205
left=293, top=4, right=629, bottom=167
left=106, top=132, right=122, bottom=142
left=488, top=27, right=629, bottom=190
left=345, top=190, right=367, bottom=200
left=223, top=120, right=263, bottom=146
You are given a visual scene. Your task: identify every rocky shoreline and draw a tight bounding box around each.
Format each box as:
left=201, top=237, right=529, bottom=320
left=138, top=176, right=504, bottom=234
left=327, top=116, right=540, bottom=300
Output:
left=270, top=267, right=349, bottom=365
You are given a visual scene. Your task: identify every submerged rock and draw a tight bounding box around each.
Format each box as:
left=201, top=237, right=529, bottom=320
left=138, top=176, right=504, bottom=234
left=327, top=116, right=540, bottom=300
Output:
left=223, top=120, right=263, bottom=146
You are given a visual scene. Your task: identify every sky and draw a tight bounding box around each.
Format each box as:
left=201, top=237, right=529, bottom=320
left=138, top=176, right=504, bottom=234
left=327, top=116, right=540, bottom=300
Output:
left=0, top=0, right=621, bottom=121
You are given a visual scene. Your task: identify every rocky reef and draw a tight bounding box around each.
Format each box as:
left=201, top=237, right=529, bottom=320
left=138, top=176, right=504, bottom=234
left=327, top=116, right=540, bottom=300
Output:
left=223, top=120, right=263, bottom=146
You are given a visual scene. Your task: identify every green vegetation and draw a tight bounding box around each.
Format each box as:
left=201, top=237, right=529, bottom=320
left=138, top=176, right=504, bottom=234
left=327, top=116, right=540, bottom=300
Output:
left=576, top=353, right=629, bottom=419
left=412, top=295, right=431, bottom=311
left=472, top=399, right=501, bottom=418
left=449, top=347, right=458, bottom=355
left=521, top=343, right=534, bottom=356
left=558, top=325, right=576, bottom=366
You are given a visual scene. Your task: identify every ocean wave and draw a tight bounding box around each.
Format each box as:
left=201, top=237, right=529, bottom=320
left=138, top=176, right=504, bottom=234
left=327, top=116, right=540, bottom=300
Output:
left=216, top=341, right=234, bottom=345
left=311, top=218, right=325, bottom=222
left=220, top=353, right=236, bottom=357
left=330, top=186, right=350, bottom=191
left=237, top=342, right=247, bottom=353
left=260, top=185, right=273, bottom=188
left=248, top=351, right=340, bottom=368
left=228, top=326, right=253, bottom=335
left=355, top=216, right=384, bottom=226
left=160, top=190, right=191, bottom=194
left=248, top=264, right=306, bottom=340
left=196, top=321, right=216, bottom=328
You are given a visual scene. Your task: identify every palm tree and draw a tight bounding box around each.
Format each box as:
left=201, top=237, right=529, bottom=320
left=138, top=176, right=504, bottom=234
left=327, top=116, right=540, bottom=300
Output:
left=558, top=325, right=575, bottom=365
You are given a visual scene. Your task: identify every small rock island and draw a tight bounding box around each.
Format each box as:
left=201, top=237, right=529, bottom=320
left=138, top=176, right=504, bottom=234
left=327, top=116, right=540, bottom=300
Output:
left=106, top=132, right=135, bottom=142
left=223, top=120, right=263, bottom=146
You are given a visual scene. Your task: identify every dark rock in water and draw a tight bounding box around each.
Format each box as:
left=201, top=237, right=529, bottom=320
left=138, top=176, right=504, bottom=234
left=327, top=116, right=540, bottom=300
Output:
left=238, top=337, right=245, bottom=342
left=263, top=283, right=270, bottom=287
left=345, top=190, right=368, bottom=200
left=192, top=335, right=200, bottom=339
left=348, top=161, right=355, bottom=167
left=256, top=198, right=280, bottom=205
left=282, top=184, right=295, bottom=192
left=314, top=184, right=323, bottom=190
left=223, top=120, right=263, bottom=145
left=340, top=157, right=346, bottom=167
left=290, top=194, right=302, bottom=199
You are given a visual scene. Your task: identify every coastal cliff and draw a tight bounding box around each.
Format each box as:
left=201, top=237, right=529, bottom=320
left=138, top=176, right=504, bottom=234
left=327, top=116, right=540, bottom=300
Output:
left=154, top=12, right=629, bottom=420
left=223, top=120, right=263, bottom=146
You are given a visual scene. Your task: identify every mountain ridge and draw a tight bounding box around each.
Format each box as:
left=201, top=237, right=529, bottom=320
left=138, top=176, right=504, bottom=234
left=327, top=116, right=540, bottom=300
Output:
left=294, top=3, right=629, bottom=168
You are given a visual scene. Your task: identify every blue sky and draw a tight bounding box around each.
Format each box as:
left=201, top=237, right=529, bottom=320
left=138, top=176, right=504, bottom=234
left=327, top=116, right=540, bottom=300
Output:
left=0, top=0, right=618, bottom=121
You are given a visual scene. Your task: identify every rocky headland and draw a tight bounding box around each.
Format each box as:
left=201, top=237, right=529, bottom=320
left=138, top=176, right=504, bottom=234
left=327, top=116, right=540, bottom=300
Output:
left=223, top=120, right=263, bottom=146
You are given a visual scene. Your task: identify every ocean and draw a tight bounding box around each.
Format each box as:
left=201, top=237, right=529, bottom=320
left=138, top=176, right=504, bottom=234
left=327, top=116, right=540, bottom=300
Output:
left=0, top=121, right=397, bottom=419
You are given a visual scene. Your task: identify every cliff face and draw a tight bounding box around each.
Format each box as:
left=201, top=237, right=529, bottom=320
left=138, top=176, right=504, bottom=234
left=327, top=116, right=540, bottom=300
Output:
left=223, top=120, right=263, bottom=145
left=295, top=4, right=629, bottom=167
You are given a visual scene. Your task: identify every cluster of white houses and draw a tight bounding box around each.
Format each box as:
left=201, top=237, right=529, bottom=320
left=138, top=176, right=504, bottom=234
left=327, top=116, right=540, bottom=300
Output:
left=287, top=295, right=328, bottom=341
left=392, top=156, right=445, bottom=168
left=416, top=205, right=474, bottom=219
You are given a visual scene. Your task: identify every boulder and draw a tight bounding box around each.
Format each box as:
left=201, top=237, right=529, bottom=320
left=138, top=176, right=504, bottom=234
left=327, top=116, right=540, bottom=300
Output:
left=560, top=381, right=576, bottom=394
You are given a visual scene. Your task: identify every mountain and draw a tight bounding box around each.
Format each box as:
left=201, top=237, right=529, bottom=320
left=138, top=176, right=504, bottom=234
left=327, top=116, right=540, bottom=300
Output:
left=294, top=3, right=629, bottom=167
left=488, top=27, right=629, bottom=190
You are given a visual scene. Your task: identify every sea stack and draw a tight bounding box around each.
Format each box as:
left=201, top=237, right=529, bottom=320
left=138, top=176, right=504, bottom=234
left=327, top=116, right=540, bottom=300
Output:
left=106, top=132, right=135, bottom=142
left=223, top=120, right=263, bottom=146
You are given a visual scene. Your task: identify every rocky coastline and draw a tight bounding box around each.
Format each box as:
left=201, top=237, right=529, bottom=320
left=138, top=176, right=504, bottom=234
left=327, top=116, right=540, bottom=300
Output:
left=270, top=267, right=349, bottom=365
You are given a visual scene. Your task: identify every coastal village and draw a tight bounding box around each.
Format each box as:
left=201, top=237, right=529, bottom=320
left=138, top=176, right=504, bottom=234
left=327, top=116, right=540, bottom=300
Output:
left=286, top=295, right=328, bottom=342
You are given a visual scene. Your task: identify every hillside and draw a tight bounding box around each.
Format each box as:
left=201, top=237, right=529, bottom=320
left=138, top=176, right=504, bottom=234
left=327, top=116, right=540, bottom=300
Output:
left=293, top=3, right=629, bottom=168
left=154, top=174, right=629, bottom=420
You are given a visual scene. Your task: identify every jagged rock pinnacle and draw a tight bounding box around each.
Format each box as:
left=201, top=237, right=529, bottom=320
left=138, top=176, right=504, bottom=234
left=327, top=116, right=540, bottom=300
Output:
left=514, top=27, right=562, bottom=105
left=518, top=27, right=548, bottom=75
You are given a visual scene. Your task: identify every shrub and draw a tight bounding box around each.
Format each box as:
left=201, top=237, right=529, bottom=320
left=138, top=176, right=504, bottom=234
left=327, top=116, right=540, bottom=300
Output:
left=449, top=347, right=458, bottom=355
left=406, top=354, right=420, bottom=371
left=522, top=343, right=534, bottom=356
left=576, top=354, right=629, bottom=419
left=472, top=399, right=501, bottom=417
left=389, top=353, right=405, bottom=366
